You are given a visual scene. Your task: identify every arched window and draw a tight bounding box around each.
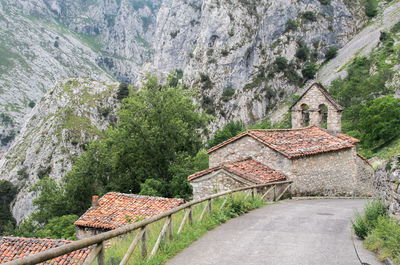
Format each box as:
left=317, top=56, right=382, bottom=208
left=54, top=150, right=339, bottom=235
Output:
left=319, top=104, right=328, bottom=129
left=301, top=104, right=310, bottom=127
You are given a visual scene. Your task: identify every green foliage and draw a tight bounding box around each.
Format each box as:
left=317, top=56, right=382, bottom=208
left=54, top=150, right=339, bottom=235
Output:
left=352, top=200, right=387, bottom=239
left=285, top=19, right=298, bottom=32
left=221, top=88, right=235, bottom=102
left=35, top=215, right=79, bottom=240
left=325, top=46, right=338, bottom=60
left=302, top=11, right=317, bottom=22
left=200, top=73, right=213, bottom=90
left=301, top=63, right=317, bottom=79
left=206, top=121, right=245, bottom=148
left=28, top=100, right=35, bottom=108
left=0, top=180, right=17, bottom=234
left=274, top=56, right=288, bottom=72
left=365, top=0, right=378, bottom=17
left=30, top=74, right=209, bottom=226
left=364, top=216, right=400, bottom=263
left=318, top=0, right=330, bottom=4
left=358, top=96, right=400, bottom=149
left=0, top=113, right=13, bottom=126
left=117, top=82, right=130, bottom=100
left=295, top=46, right=310, bottom=61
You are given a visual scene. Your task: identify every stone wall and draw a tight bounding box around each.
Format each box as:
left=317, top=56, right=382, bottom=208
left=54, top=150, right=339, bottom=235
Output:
left=290, top=147, right=372, bottom=196
left=75, top=226, right=108, bottom=240
left=208, top=136, right=292, bottom=176
left=355, top=155, right=374, bottom=196
left=291, top=84, right=342, bottom=133
left=374, top=155, right=400, bottom=221
left=190, top=170, right=252, bottom=200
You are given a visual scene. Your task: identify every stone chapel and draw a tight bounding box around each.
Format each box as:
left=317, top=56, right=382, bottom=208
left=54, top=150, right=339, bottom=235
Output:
left=189, top=83, right=373, bottom=199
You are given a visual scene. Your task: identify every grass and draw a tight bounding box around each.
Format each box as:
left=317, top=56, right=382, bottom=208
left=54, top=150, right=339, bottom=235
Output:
left=95, top=193, right=266, bottom=265
left=352, top=200, right=400, bottom=264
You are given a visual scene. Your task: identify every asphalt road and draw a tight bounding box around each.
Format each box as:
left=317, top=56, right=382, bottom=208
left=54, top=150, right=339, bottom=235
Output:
left=167, top=199, right=382, bottom=265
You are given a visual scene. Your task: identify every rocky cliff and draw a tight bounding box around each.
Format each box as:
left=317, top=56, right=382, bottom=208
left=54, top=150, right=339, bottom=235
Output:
left=374, top=155, right=400, bottom=221
left=0, top=0, right=160, bottom=152
left=0, top=79, right=119, bottom=223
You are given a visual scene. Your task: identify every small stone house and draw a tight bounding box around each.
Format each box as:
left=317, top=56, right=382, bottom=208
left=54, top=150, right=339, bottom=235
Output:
left=0, top=236, right=91, bottom=264
left=189, top=157, right=287, bottom=200
left=74, top=192, right=185, bottom=239
left=189, top=83, right=373, bottom=198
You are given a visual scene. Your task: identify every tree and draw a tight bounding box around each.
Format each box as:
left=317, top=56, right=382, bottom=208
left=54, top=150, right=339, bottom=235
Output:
left=0, top=180, right=17, bottom=234
left=301, top=63, right=317, bottom=80
left=325, top=46, right=338, bottom=61
left=274, top=56, right=288, bottom=72
left=359, top=96, right=400, bottom=148
left=35, top=215, right=79, bottom=240
left=117, top=82, right=130, bottom=100
left=365, top=0, right=378, bottom=17
left=207, top=121, right=245, bottom=148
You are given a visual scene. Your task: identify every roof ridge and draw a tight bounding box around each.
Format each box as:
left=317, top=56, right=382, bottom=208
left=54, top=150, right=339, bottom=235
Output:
left=1, top=236, right=72, bottom=243
left=104, top=192, right=184, bottom=201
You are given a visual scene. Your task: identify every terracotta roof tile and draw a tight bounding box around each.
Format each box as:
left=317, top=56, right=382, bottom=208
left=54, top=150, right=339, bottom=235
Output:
left=357, top=152, right=372, bottom=166
left=0, top=237, right=91, bottom=264
left=336, top=133, right=360, bottom=144
left=74, top=193, right=185, bottom=230
left=207, top=126, right=356, bottom=159
left=188, top=157, right=286, bottom=183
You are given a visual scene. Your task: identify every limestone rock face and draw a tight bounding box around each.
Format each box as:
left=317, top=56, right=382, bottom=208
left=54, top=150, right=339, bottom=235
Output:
left=0, top=79, right=120, bottom=223
left=374, top=155, right=400, bottom=220
left=148, top=0, right=367, bottom=132
left=0, top=0, right=160, bottom=152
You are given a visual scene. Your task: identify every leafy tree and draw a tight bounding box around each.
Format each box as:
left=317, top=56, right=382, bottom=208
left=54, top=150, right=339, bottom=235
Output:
left=358, top=96, right=400, bottom=148
left=325, top=46, right=338, bottom=60
left=285, top=19, right=297, bottom=32
left=117, top=82, right=130, bottom=100
left=274, top=56, right=288, bottom=72
left=301, top=63, right=317, bottom=79
left=365, top=0, right=378, bottom=17
left=207, top=121, right=245, bottom=148
left=302, top=11, right=317, bottom=22
left=295, top=46, right=310, bottom=61
left=0, top=180, right=17, bottom=234
left=35, top=215, right=79, bottom=240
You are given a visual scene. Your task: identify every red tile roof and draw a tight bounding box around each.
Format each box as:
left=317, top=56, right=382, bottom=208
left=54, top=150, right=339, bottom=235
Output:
left=207, top=126, right=356, bottom=159
left=188, top=157, right=286, bottom=183
left=0, top=236, right=90, bottom=264
left=357, top=153, right=372, bottom=166
left=336, top=133, right=360, bottom=144
left=74, top=193, right=185, bottom=230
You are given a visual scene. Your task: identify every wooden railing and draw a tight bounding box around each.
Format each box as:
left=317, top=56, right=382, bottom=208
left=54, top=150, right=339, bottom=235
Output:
left=4, top=180, right=293, bottom=265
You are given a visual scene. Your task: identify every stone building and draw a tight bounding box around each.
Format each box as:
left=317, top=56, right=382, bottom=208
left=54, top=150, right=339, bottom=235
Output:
left=189, top=157, right=286, bottom=200
left=290, top=83, right=344, bottom=134
left=74, top=193, right=185, bottom=239
left=189, top=83, right=373, bottom=198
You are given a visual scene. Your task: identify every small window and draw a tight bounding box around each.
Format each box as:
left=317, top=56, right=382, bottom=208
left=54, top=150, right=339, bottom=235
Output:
left=301, top=104, right=310, bottom=127
left=319, top=104, right=328, bottom=129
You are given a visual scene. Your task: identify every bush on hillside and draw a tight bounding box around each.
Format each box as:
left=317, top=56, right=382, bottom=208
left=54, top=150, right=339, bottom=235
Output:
left=206, top=121, right=245, bottom=148
left=301, top=63, right=317, bottom=80
left=285, top=19, right=298, bottom=32
left=325, top=46, right=338, bottom=60
left=302, top=11, right=317, bottom=22
left=274, top=56, right=288, bottom=72
left=365, top=0, right=378, bottom=17
left=117, top=82, right=130, bottom=100
left=352, top=200, right=386, bottom=239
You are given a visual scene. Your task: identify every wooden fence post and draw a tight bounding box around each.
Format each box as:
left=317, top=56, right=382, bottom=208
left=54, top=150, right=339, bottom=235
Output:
left=188, top=206, right=193, bottom=225
left=168, top=215, right=173, bottom=241
left=141, top=226, right=147, bottom=258
left=208, top=199, right=212, bottom=213
left=273, top=185, right=276, bottom=201
left=97, top=242, right=106, bottom=265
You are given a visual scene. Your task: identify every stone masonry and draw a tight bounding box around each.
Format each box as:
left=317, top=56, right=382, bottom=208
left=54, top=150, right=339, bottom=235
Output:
left=291, top=83, right=344, bottom=134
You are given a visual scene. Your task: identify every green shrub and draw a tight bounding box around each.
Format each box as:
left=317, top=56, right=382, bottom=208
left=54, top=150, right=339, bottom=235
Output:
left=200, top=73, right=213, bottom=90
left=302, top=11, right=317, bottom=22
left=117, top=82, right=130, bottom=100
left=295, top=46, right=310, bottom=61
left=352, top=212, right=370, bottom=239
left=325, top=46, right=338, bottom=60
left=221, top=88, right=235, bottom=101
left=365, top=0, right=378, bottom=17
left=28, top=101, right=36, bottom=108
left=274, top=56, right=288, bottom=72
left=221, top=49, right=229, bottom=56
left=285, top=19, right=298, bottom=32
left=364, top=216, right=400, bottom=263
left=364, top=200, right=387, bottom=228
left=301, top=63, right=317, bottom=79
left=318, top=0, right=330, bottom=4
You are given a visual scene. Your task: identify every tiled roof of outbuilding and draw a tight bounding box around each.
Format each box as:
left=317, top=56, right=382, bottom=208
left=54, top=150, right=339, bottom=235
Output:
left=74, top=193, right=185, bottom=230
left=188, top=157, right=286, bottom=183
left=206, top=126, right=356, bottom=159
left=0, top=236, right=91, bottom=264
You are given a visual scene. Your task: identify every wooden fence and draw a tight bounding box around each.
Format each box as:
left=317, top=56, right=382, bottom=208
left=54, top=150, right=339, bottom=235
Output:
left=4, top=180, right=293, bottom=265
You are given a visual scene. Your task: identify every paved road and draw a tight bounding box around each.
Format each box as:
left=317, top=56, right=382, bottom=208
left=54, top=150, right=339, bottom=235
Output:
left=167, top=199, right=381, bottom=265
